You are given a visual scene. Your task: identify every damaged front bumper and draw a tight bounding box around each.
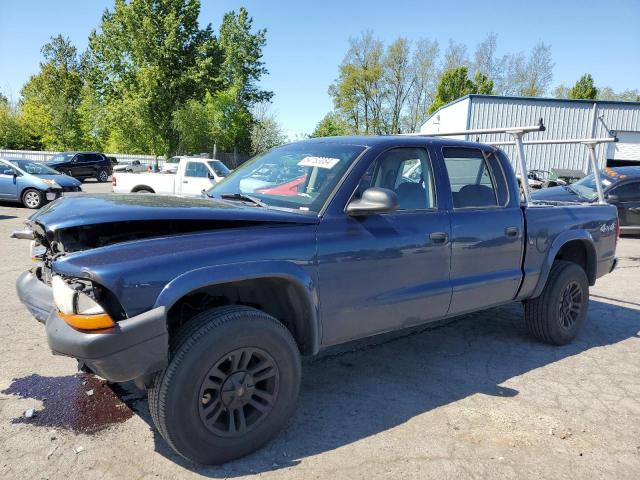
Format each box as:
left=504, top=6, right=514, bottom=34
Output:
left=16, top=271, right=168, bottom=385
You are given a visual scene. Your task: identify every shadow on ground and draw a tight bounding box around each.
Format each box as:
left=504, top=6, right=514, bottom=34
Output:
left=3, top=299, right=639, bottom=476
left=143, top=299, right=640, bottom=475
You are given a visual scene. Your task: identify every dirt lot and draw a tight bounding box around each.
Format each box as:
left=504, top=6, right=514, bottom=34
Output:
left=1, top=182, right=639, bottom=479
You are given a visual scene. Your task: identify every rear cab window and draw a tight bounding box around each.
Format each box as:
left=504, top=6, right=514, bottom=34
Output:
left=442, top=147, right=509, bottom=208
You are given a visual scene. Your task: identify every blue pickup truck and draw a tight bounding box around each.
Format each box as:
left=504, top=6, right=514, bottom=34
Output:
left=14, top=136, right=618, bottom=464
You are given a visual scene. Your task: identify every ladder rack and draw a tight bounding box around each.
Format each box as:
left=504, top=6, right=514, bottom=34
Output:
left=408, top=119, right=617, bottom=205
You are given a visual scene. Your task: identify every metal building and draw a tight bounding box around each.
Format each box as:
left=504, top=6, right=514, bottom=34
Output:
left=420, top=95, right=640, bottom=173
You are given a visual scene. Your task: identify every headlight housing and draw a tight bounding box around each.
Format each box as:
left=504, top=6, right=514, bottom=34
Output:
left=52, top=276, right=115, bottom=330
left=41, top=179, right=60, bottom=189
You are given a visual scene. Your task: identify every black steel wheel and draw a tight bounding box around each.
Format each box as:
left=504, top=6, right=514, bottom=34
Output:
left=524, top=260, right=589, bottom=345
left=148, top=306, right=301, bottom=465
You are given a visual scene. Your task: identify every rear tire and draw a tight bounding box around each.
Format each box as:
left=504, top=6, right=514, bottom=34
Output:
left=524, top=260, right=589, bottom=345
left=148, top=306, right=301, bottom=465
left=21, top=188, right=44, bottom=209
left=97, top=168, right=109, bottom=182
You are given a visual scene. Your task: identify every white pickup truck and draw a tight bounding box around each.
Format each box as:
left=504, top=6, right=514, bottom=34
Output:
left=112, top=157, right=230, bottom=196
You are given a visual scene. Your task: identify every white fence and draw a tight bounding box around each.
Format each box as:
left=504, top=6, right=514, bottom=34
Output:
left=0, top=149, right=162, bottom=166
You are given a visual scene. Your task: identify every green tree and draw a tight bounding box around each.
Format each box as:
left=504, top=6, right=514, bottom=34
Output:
left=473, top=70, right=494, bottom=94
left=172, top=98, right=214, bottom=154
left=329, top=31, right=384, bottom=134
left=569, top=74, right=598, bottom=99
left=85, top=0, right=220, bottom=156
left=173, top=83, right=252, bottom=155
left=311, top=112, right=351, bottom=137
left=19, top=35, right=83, bottom=150
left=384, top=38, right=414, bottom=133
left=207, top=85, right=252, bottom=154
left=218, top=7, right=272, bottom=105
left=428, top=66, right=476, bottom=114
left=0, top=99, right=28, bottom=149
left=250, top=103, right=287, bottom=154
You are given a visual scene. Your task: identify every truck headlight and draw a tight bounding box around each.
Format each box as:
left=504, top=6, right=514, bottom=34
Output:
left=52, top=276, right=115, bottom=330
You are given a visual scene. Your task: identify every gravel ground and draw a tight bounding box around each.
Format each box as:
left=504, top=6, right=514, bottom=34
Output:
left=0, top=181, right=639, bottom=479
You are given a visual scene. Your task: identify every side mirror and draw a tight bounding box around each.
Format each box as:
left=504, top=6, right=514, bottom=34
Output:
left=606, top=194, right=619, bottom=203
left=346, top=187, right=399, bottom=216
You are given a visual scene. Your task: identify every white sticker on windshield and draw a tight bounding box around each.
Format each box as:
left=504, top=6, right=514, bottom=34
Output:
left=601, top=179, right=612, bottom=187
left=298, top=156, right=340, bottom=169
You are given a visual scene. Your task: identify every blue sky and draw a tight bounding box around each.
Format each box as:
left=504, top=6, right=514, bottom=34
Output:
left=1, top=0, right=639, bottom=137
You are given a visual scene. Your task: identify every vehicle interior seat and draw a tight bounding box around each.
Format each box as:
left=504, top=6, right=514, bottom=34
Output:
left=455, top=184, right=496, bottom=208
left=396, top=182, right=427, bottom=209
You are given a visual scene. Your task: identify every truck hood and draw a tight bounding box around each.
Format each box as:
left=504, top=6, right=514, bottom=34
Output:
left=28, top=193, right=318, bottom=252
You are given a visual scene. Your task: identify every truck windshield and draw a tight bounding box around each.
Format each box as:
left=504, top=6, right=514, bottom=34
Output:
left=208, top=160, right=230, bottom=177
left=209, top=142, right=366, bottom=212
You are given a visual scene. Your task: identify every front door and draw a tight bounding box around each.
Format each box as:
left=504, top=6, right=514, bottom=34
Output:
left=179, top=161, right=215, bottom=196
left=441, top=146, right=524, bottom=315
left=72, top=153, right=93, bottom=177
left=0, top=162, right=19, bottom=199
left=317, top=147, right=452, bottom=346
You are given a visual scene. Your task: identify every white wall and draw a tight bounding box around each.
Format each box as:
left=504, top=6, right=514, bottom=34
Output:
left=419, top=98, right=469, bottom=138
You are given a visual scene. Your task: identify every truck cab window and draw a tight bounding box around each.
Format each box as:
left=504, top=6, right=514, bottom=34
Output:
left=185, top=162, right=209, bottom=178
left=356, top=147, right=435, bottom=210
left=443, top=147, right=499, bottom=208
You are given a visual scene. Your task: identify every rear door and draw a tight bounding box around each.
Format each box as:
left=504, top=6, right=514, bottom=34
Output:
left=317, top=146, right=452, bottom=346
left=441, top=146, right=524, bottom=315
left=608, top=180, right=640, bottom=229
left=179, top=161, right=215, bottom=196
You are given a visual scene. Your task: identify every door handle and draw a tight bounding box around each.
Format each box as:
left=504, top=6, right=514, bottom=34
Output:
left=182, top=180, right=189, bottom=183
left=429, top=232, right=449, bottom=245
left=505, top=226, right=519, bottom=238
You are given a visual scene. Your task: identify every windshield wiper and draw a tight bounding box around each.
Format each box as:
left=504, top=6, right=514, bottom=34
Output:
left=220, top=193, right=268, bottom=207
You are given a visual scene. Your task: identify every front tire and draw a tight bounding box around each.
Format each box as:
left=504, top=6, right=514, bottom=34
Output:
left=524, top=260, right=589, bottom=345
left=21, top=188, right=44, bottom=209
left=148, top=306, right=301, bottom=465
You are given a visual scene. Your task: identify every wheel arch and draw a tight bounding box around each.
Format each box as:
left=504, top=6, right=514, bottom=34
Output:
left=131, top=185, right=155, bottom=193
left=532, top=231, right=597, bottom=298
left=154, top=261, right=320, bottom=355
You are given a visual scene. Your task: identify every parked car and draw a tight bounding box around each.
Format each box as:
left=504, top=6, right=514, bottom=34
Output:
left=46, top=152, right=113, bottom=182
left=0, top=158, right=82, bottom=209
left=14, top=136, right=618, bottom=464
left=112, top=157, right=229, bottom=196
left=112, top=160, right=147, bottom=173
left=532, top=166, right=640, bottom=234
